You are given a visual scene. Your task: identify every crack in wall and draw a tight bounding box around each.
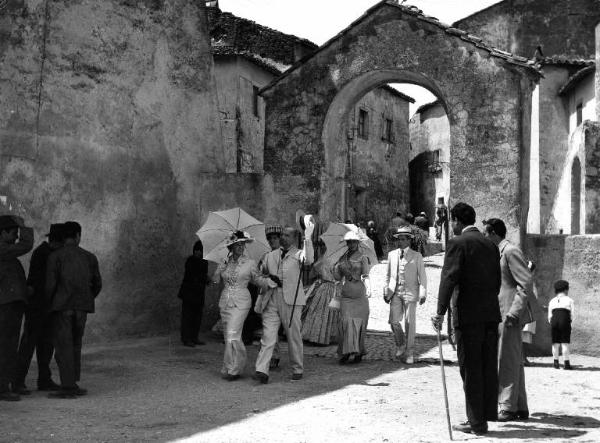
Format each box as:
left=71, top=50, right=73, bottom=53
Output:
left=34, top=0, right=50, bottom=159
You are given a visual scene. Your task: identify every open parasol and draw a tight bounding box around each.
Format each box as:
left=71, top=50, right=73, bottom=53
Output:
left=320, top=223, right=378, bottom=268
left=196, top=208, right=270, bottom=263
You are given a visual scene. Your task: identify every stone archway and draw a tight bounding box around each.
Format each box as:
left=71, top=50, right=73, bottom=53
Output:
left=261, top=1, right=540, bottom=240
left=320, top=70, right=447, bottom=222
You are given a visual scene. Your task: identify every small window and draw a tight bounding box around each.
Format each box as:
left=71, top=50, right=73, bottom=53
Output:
left=357, top=109, right=368, bottom=139
left=382, top=118, right=393, bottom=142
left=576, top=102, right=583, bottom=126
left=252, top=85, right=260, bottom=117
left=432, top=149, right=440, bottom=164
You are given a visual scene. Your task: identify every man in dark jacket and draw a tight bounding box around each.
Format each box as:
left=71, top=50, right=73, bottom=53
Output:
left=178, top=240, right=208, bottom=347
left=432, top=203, right=501, bottom=435
left=46, top=221, right=102, bottom=398
left=0, top=215, right=34, bottom=401
left=14, top=224, right=64, bottom=393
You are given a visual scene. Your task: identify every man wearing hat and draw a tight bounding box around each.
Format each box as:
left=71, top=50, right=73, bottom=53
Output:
left=0, top=215, right=34, bottom=401
left=384, top=226, right=427, bottom=364
left=14, top=223, right=65, bottom=394
left=254, top=221, right=314, bottom=384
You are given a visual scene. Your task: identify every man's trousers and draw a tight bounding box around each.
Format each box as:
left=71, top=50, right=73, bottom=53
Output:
left=0, top=301, right=25, bottom=392
left=15, top=308, right=55, bottom=387
left=389, top=297, right=416, bottom=354
left=498, top=321, right=528, bottom=413
left=53, top=310, right=87, bottom=389
left=181, top=299, right=204, bottom=343
left=455, top=321, right=499, bottom=430
left=256, top=294, right=303, bottom=375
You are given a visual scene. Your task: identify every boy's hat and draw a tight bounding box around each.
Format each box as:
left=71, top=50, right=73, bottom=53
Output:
left=554, top=280, right=569, bottom=293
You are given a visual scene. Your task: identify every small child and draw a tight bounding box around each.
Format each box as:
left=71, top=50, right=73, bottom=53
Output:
left=548, top=280, right=575, bottom=370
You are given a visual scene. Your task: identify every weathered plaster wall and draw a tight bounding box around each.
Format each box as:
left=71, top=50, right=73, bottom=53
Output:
left=213, top=55, right=273, bottom=173
left=408, top=102, right=450, bottom=222
left=546, top=122, right=600, bottom=235
left=347, top=87, right=411, bottom=226
left=526, top=234, right=600, bottom=356
left=567, top=73, right=596, bottom=134
left=0, top=0, right=262, bottom=341
left=455, top=0, right=600, bottom=59
left=262, top=3, right=538, bottom=242
left=538, top=66, right=571, bottom=232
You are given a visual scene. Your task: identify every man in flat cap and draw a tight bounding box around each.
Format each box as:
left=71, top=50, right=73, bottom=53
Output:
left=0, top=215, right=34, bottom=401
left=384, top=226, right=427, bottom=364
left=14, top=223, right=65, bottom=394
left=46, top=221, right=102, bottom=398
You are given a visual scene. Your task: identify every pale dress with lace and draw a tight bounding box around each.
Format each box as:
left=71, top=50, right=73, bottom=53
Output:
left=213, top=256, right=273, bottom=376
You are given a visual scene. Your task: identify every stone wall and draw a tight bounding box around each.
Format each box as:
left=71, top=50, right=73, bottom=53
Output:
left=526, top=234, right=600, bottom=356
left=454, top=0, right=600, bottom=59
left=262, top=2, right=539, bottom=243
left=0, top=0, right=260, bottom=341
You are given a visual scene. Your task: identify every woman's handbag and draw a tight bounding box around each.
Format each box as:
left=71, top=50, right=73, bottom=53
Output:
left=328, top=297, right=341, bottom=310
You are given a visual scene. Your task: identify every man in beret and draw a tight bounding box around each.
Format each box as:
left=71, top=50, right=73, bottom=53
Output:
left=14, top=223, right=65, bottom=394
left=0, top=215, right=34, bottom=401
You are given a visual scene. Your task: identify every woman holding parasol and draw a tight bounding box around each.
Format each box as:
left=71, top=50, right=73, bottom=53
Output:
left=212, top=231, right=277, bottom=381
left=332, top=231, right=372, bottom=364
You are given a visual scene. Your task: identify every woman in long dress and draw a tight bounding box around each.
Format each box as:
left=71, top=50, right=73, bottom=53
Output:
left=301, top=241, right=339, bottom=345
left=212, top=231, right=276, bottom=381
left=333, top=231, right=370, bottom=364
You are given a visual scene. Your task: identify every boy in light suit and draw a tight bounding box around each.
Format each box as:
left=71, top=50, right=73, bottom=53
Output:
left=384, top=226, right=427, bottom=364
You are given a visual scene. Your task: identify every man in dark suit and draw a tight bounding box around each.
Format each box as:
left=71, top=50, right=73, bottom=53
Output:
left=432, top=202, right=501, bottom=435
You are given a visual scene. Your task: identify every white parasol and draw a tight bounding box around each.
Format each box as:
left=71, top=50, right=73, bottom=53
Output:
left=196, top=208, right=270, bottom=263
left=320, top=223, right=378, bottom=268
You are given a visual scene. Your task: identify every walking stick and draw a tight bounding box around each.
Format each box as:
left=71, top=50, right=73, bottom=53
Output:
left=436, top=328, right=453, bottom=441
left=288, top=257, right=305, bottom=328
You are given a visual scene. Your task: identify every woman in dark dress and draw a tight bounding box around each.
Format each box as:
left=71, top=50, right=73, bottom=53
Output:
left=178, top=240, right=208, bottom=347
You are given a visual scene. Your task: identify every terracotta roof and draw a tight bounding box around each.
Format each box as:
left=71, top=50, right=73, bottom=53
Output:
left=558, top=64, right=596, bottom=96
left=540, top=56, right=594, bottom=67
left=207, top=8, right=318, bottom=67
left=381, top=85, right=415, bottom=103
left=415, top=100, right=441, bottom=115
left=261, top=0, right=541, bottom=94
left=212, top=43, right=287, bottom=75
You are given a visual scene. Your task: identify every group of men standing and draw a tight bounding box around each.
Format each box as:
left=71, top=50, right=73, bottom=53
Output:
left=432, top=202, right=538, bottom=436
left=0, top=216, right=101, bottom=401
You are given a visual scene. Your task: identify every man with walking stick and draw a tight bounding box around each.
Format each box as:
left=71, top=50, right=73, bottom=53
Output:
left=432, top=202, right=501, bottom=436
left=254, top=224, right=314, bottom=384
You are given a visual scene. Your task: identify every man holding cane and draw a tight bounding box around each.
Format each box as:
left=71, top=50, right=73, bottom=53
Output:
left=254, top=224, right=314, bottom=384
left=431, top=203, right=501, bottom=436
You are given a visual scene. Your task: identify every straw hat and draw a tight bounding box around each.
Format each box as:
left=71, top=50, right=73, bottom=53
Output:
left=343, top=231, right=361, bottom=241
left=393, top=226, right=414, bottom=238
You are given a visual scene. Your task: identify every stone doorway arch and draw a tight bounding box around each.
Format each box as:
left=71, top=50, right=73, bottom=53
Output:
left=261, top=1, right=540, bottom=240
left=320, top=70, right=447, bottom=223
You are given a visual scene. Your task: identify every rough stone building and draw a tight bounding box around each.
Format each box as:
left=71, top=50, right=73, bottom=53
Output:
left=261, top=0, right=539, bottom=249
left=206, top=6, right=415, bottom=229
left=0, top=0, right=260, bottom=341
